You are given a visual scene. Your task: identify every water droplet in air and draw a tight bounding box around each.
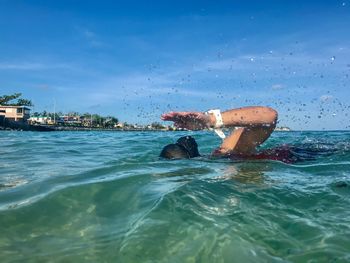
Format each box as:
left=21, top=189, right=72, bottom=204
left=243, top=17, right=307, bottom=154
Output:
left=331, top=56, right=336, bottom=61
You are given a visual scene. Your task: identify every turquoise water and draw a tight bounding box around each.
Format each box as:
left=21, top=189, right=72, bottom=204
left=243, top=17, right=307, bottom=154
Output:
left=0, top=131, right=350, bottom=262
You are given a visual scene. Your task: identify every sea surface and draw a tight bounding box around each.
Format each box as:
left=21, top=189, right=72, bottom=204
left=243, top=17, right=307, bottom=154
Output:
left=0, top=130, right=350, bottom=262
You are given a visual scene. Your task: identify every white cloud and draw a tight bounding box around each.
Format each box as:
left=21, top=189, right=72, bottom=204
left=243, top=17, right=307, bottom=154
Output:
left=271, top=84, right=284, bottom=90
left=76, top=26, right=106, bottom=48
left=83, top=29, right=96, bottom=39
left=320, top=95, right=333, bottom=102
left=82, top=72, right=218, bottom=106
left=189, top=45, right=350, bottom=77
left=0, top=62, right=76, bottom=71
left=0, top=63, right=44, bottom=70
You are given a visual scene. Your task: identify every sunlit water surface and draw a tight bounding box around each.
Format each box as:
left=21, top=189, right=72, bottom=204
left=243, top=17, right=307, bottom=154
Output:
left=0, top=131, right=350, bottom=262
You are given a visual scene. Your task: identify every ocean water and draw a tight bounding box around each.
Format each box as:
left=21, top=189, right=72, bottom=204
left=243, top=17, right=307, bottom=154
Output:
left=0, top=130, right=349, bottom=262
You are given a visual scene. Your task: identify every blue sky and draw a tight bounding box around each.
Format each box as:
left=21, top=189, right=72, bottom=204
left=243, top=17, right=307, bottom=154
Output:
left=0, top=0, right=349, bottom=130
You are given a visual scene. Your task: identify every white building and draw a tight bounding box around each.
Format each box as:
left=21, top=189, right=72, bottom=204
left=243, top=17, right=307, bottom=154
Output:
left=28, top=116, right=52, bottom=125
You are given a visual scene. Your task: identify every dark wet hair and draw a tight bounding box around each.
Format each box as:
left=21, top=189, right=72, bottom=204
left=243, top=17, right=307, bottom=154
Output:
left=160, top=136, right=200, bottom=159
left=176, top=136, right=200, bottom=158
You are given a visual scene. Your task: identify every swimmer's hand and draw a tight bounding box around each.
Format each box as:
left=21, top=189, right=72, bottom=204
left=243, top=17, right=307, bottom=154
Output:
left=161, top=111, right=214, bottom=130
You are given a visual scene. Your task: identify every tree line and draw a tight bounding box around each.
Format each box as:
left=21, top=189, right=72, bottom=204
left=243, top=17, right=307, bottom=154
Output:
left=32, top=111, right=119, bottom=128
left=0, top=93, right=33, bottom=106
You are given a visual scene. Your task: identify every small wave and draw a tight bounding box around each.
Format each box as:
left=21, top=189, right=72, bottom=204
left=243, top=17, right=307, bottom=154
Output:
left=0, top=179, right=28, bottom=191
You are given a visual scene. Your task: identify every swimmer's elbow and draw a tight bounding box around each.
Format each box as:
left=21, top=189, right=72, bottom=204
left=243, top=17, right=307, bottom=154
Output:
left=266, top=107, right=278, bottom=125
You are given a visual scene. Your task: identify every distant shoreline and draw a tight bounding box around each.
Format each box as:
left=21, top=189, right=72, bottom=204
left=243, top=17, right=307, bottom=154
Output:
left=0, top=123, right=176, bottom=132
left=1, top=124, right=293, bottom=132
left=1, top=125, right=349, bottom=132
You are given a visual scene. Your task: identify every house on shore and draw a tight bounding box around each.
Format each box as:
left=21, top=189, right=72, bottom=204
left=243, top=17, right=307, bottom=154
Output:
left=0, top=105, right=31, bottom=123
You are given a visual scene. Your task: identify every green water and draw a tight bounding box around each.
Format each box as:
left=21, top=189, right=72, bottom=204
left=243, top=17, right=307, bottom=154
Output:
left=0, top=131, right=350, bottom=262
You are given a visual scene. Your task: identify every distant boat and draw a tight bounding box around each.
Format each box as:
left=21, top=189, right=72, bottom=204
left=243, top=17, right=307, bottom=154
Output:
left=275, top=126, right=291, bottom=131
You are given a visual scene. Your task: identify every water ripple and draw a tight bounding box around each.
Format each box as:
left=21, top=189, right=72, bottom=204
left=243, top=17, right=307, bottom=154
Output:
left=0, top=131, right=350, bottom=262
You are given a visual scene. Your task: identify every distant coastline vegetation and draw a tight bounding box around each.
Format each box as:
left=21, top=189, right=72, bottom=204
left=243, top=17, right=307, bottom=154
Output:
left=0, top=93, right=173, bottom=131
left=29, top=110, right=171, bottom=131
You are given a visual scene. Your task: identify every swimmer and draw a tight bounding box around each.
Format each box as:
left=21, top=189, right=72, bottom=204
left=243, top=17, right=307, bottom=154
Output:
left=161, top=106, right=277, bottom=152
left=160, top=106, right=298, bottom=163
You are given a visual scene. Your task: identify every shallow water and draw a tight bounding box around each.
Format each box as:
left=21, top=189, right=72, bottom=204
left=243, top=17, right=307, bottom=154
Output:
left=0, top=130, right=350, bottom=262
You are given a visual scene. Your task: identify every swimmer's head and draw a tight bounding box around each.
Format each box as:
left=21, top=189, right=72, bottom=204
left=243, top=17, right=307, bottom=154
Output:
left=176, top=136, right=200, bottom=158
left=160, top=136, right=200, bottom=159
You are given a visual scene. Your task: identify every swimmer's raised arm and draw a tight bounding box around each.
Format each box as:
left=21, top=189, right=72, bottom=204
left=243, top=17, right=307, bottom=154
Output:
left=161, top=106, right=277, bottom=130
left=215, top=106, right=278, bottom=128
left=161, top=106, right=278, bottom=155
